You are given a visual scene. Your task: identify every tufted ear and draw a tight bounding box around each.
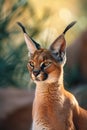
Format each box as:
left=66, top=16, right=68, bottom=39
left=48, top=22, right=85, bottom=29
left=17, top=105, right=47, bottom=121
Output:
left=49, top=21, right=77, bottom=64
left=49, top=34, right=66, bottom=64
left=17, top=22, right=40, bottom=55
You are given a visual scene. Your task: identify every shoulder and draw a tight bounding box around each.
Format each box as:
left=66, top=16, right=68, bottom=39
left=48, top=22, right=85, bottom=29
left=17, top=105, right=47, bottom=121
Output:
left=64, top=90, right=79, bottom=108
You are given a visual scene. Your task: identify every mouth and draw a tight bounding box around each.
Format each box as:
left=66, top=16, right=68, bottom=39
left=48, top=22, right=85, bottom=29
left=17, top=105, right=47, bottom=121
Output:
left=32, top=73, right=48, bottom=81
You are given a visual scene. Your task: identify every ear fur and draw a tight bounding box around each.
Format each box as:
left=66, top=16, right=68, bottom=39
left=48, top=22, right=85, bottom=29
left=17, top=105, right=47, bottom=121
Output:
left=49, top=21, right=77, bottom=64
left=17, top=22, right=40, bottom=55
left=50, top=34, right=66, bottom=64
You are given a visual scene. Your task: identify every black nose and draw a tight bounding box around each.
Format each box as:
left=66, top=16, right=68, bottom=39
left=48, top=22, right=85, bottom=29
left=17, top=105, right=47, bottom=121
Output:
left=33, top=70, right=40, bottom=76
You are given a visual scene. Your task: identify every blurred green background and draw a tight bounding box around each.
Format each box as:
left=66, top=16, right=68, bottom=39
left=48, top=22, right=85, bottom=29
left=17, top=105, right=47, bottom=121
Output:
left=0, top=0, right=87, bottom=89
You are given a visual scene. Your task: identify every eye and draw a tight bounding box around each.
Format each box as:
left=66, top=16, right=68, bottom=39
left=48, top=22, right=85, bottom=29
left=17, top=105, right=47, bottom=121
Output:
left=28, top=61, right=34, bottom=68
left=40, top=61, right=52, bottom=69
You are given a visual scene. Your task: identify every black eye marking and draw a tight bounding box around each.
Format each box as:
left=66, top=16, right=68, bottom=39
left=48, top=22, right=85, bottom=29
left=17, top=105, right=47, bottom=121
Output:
left=40, top=61, right=52, bottom=69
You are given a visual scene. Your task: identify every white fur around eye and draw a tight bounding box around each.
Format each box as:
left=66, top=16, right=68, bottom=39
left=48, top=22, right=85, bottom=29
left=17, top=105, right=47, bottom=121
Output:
left=40, top=61, right=52, bottom=69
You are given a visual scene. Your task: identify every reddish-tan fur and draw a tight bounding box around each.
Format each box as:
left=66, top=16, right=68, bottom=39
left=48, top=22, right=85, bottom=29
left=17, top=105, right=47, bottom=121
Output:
left=27, top=49, right=87, bottom=130
left=18, top=21, right=87, bottom=130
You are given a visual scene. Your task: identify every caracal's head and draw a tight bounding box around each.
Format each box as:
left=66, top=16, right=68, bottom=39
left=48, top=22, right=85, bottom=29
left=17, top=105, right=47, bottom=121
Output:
left=18, top=22, right=76, bottom=84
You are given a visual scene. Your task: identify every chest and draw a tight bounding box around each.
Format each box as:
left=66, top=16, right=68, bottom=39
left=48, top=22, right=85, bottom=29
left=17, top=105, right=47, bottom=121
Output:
left=32, top=94, right=75, bottom=130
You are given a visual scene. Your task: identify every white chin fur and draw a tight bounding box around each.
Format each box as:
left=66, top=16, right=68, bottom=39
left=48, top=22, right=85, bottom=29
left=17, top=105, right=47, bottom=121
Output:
left=34, top=76, right=58, bottom=84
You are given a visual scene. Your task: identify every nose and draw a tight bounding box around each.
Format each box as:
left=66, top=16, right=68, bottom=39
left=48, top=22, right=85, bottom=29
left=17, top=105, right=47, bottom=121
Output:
left=33, top=70, right=40, bottom=77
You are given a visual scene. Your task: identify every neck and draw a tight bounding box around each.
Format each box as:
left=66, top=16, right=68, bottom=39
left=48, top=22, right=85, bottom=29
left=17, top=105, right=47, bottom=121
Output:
left=33, top=77, right=65, bottom=121
left=36, top=81, right=63, bottom=93
left=35, top=70, right=64, bottom=95
left=32, top=72, right=65, bottom=123
left=35, top=76, right=64, bottom=100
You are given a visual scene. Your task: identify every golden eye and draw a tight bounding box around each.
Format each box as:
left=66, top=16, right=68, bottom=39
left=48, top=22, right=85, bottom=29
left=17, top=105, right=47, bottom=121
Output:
left=28, top=61, right=34, bottom=68
left=41, top=61, right=52, bottom=69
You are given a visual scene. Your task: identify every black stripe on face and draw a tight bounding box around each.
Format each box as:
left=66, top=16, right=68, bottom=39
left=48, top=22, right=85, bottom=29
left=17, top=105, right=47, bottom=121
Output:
left=42, top=73, right=48, bottom=81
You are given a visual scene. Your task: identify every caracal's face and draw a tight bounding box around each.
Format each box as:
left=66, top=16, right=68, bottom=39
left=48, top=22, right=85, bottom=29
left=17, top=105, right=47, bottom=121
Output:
left=27, top=49, right=62, bottom=83
left=18, top=21, right=76, bottom=83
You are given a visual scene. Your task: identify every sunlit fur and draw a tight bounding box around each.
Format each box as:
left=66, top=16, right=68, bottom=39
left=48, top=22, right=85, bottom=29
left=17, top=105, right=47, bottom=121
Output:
left=18, top=21, right=87, bottom=130
left=27, top=48, right=87, bottom=130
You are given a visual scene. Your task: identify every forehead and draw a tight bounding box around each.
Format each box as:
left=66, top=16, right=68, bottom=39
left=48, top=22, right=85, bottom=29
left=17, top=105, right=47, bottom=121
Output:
left=31, top=49, right=53, bottom=62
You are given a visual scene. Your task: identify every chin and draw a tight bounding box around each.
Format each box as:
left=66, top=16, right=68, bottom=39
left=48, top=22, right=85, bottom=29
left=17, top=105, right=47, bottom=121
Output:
left=33, top=76, right=58, bottom=84
left=31, top=73, right=48, bottom=82
left=34, top=77, right=48, bottom=82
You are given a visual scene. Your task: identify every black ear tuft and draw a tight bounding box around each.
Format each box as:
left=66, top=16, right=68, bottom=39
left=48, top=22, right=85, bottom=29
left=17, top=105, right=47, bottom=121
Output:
left=63, top=21, right=77, bottom=35
left=49, top=21, right=77, bottom=64
left=17, top=22, right=26, bottom=33
left=31, top=38, right=41, bottom=49
left=17, top=22, right=41, bottom=50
